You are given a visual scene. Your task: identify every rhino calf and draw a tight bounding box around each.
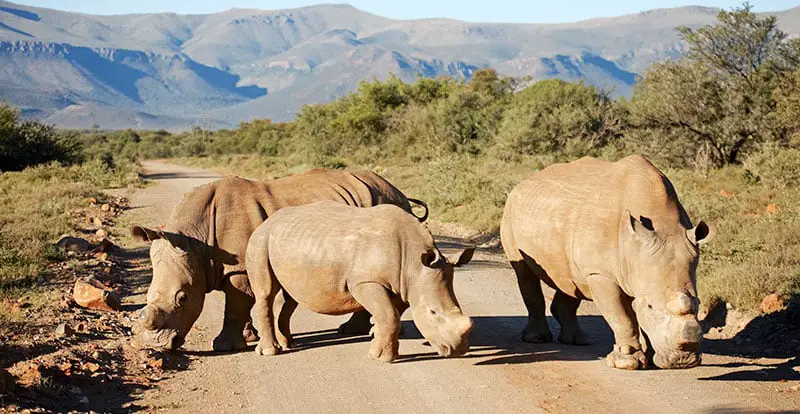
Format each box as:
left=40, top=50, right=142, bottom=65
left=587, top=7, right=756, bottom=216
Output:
left=246, top=201, right=474, bottom=362
left=501, top=155, right=712, bottom=370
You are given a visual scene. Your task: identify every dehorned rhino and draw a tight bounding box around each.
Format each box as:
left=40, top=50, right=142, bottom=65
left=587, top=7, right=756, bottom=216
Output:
left=245, top=201, right=475, bottom=362
left=500, top=155, right=713, bottom=370
left=130, top=169, right=428, bottom=352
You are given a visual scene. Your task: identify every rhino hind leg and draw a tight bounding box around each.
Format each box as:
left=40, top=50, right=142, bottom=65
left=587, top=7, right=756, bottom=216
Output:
left=511, top=261, right=553, bottom=343
left=338, top=310, right=373, bottom=336
left=276, top=291, right=298, bottom=350
left=551, top=291, right=590, bottom=346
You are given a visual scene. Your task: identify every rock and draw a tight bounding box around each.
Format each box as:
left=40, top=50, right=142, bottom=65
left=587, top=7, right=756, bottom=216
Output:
left=54, top=323, right=74, bottom=338
left=0, top=368, right=14, bottom=394
left=760, top=293, right=785, bottom=314
left=94, top=238, right=115, bottom=253
left=95, top=229, right=108, bottom=238
left=765, top=203, right=779, bottom=214
left=88, top=197, right=97, bottom=205
left=719, top=189, right=735, bottom=198
left=56, top=236, right=90, bottom=253
left=93, top=217, right=103, bottom=227
left=101, top=203, right=111, bottom=212
left=72, top=279, right=121, bottom=312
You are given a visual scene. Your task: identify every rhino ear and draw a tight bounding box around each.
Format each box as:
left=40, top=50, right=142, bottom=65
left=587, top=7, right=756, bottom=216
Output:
left=421, top=250, right=441, bottom=268
left=446, top=247, right=476, bottom=268
left=627, top=214, right=658, bottom=245
left=131, top=225, right=164, bottom=243
left=688, top=221, right=714, bottom=245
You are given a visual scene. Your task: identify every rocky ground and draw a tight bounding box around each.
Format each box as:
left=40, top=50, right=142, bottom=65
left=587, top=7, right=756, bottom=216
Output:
left=0, top=161, right=798, bottom=413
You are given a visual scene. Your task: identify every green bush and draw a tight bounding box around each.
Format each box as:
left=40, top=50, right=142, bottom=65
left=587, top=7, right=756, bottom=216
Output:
left=0, top=104, right=82, bottom=171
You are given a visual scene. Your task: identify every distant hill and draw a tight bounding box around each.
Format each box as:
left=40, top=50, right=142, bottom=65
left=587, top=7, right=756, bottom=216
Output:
left=0, top=1, right=798, bottom=130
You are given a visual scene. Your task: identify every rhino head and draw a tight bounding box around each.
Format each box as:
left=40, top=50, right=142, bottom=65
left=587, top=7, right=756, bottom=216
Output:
left=623, top=215, right=713, bottom=369
left=129, top=225, right=227, bottom=351
left=409, top=248, right=475, bottom=358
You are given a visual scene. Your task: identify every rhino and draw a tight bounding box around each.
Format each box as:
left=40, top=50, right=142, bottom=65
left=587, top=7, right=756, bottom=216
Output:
left=500, top=155, right=713, bottom=370
left=245, top=201, right=475, bottom=362
left=130, top=169, right=428, bottom=352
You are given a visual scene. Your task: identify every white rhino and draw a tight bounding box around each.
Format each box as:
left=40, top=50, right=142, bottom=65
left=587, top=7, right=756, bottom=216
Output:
left=501, top=155, right=713, bottom=369
left=245, top=201, right=474, bottom=362
left=131, top=169, right=428, bottom=351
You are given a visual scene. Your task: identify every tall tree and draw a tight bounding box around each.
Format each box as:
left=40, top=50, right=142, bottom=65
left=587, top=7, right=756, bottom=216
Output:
left=629, top=3, right=800, bottom=168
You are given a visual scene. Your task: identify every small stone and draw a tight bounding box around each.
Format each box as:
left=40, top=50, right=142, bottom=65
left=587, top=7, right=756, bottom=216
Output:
left=765, top=203, right=779, bottom=214
left=95, top=229, right=108, bottom=238
left=93, top=217, right=103, bottom=227
left=55, top=323, right=74, bottom=338
left=760, top=293, right=785, bottom=314
left=95, top=239, right=115, bottom=253
left=56, top=236, right=90, bottom=253
left=88, top=197, right=97, bottom=205
left=72, top=279, right=121, bottom=312
left=101, top=204, right=111, bottom=212
left=719, top=189, right=735, bottom=198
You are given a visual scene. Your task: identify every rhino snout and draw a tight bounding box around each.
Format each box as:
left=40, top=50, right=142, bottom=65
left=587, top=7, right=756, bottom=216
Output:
left=677, top=319, right=702, bottom=351
left=138, top=304, right=165, bottom=330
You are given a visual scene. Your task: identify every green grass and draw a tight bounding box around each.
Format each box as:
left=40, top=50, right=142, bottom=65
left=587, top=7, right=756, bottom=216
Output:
left=0, top=159, right=140, bottom=323
left=173, top=153, right=799, bottom=313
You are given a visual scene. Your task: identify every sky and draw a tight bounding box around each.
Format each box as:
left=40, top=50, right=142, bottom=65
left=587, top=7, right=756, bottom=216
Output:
left=12, top=0, right=799, bottom=23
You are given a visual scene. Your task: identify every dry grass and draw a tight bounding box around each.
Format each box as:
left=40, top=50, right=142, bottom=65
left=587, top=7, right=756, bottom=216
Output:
left=0, top=160, right=140, bottom=323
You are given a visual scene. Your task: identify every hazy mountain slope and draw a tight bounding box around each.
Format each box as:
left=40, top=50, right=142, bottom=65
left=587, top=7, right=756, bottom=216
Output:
left=0, top=1, right=797, bottom=130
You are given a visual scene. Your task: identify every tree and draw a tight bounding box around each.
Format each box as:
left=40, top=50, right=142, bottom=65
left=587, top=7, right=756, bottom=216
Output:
left=0, top=103, right=81, bottom=171
left=494, top=79, right=626, bottom=159
left=628, top=4, right=800, bottom=168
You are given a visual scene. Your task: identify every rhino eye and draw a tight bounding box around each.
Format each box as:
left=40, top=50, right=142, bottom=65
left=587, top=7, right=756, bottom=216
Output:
left=175, top=291, right=188, bottom=307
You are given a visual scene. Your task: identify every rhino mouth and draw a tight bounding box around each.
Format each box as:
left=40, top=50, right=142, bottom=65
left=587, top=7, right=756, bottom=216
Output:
left=131, top=327, right=184, bottom=351
left=433, top=340, right=469, bottom=358
left=653, top=350, right=701, bottom=369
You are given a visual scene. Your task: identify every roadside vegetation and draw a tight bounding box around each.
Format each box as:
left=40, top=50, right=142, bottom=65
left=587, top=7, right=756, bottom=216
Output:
left=0, top=103, right=141, bottom=325
left=22, top=5, right=800, bottom=312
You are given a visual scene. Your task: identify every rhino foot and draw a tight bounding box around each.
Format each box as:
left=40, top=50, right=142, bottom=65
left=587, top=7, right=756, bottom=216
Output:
left=255, top=340, right=282, bottom=356
left=369, top=341, right=398, bottom=363
left=212, top=333, right=248, bottom=352
left=558, top=326, right=590, bottom=346
left=277, top=334, right=296, bottom=350
left=606, top=345, right=647, bottom=370
left=521, top=326, right=553, bottom=343
left=243, top=327, right=260, bottom=343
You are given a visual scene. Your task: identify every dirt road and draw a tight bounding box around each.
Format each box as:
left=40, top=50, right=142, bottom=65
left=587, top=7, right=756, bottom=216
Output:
left=122, top=160, right=799, bottom=413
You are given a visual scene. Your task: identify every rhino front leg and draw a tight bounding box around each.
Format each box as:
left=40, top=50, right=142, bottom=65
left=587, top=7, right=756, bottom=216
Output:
left=511, top=261, right=553, bottom=343
left=351, top=283, right=400, bottom=363
left=337, top=310, right=373, bottom=336
left=587, top=275, right=646, bottom=370
left=551, top=291, right=590, bottom=345
left=213, top=275, right=253, bottom=352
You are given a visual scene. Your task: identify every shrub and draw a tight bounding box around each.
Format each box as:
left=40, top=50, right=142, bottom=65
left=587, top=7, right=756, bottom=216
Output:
left=0, top=104, right=82, bottom=171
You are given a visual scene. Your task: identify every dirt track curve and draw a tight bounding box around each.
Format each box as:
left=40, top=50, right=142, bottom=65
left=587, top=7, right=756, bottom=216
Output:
left=120, top=160, right=799, bottom=413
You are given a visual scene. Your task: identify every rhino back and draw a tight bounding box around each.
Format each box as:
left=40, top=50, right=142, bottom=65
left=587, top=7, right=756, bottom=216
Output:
left=263, top=202, right=428, bottom=314
left=502, top=155, right=692, bottom=298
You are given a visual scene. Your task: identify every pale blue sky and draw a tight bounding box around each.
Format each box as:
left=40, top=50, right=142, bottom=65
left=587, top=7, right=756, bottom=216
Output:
left=13, top=0, right=798, bottom=23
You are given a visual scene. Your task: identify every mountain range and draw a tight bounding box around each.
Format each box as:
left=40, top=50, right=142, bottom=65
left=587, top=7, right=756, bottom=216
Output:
left=0, top=1, right=798, bottom=130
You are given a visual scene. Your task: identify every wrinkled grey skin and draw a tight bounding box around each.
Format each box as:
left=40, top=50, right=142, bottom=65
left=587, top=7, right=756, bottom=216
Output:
left=129, top=171, right=429, bottom=352
left=501, top=155, right=713, bottom=370
left=130, top=231, right=216, bottom=351
left=246, top=201, right=474, bottom=362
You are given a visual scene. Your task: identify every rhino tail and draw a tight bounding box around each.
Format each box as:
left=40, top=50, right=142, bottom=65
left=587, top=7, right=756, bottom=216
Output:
left=407, top=198, right=429, bottom=223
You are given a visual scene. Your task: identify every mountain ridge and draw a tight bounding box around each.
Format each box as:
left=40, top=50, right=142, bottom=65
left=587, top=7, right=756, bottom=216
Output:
left=0, top=1, right=798, bottom=130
